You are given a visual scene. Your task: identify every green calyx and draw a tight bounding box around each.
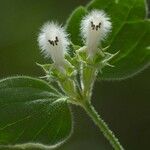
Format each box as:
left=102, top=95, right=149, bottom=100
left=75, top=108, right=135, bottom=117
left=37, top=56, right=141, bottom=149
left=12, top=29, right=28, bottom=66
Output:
left=37, top=46, right=119, bottom=106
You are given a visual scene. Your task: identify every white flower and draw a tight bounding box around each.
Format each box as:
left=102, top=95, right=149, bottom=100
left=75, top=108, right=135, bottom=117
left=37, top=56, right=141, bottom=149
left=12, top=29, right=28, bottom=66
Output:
left=38, top=22, right=69, bottom=66
left=81, top=10, right=112, bottom=57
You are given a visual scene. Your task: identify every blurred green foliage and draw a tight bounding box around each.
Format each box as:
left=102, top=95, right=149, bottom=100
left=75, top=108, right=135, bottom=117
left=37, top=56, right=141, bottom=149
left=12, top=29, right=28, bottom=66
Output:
left=0, top=0, right=150, bottom=150
left=0, top=0, right=88, bottom=77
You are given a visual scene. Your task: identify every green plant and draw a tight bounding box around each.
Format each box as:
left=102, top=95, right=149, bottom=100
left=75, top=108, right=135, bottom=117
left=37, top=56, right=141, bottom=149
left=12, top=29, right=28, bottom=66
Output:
left=0, top=0, right=149, bottom=150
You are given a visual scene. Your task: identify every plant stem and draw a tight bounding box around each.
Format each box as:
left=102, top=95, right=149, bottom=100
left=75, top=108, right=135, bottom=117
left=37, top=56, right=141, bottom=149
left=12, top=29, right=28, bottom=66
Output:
left=82, top=101, right=124, bottom=150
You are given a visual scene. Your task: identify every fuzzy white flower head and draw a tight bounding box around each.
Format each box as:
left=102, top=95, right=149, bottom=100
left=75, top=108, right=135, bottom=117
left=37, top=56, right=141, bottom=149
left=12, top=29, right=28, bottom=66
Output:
left=38, top=22, right=69, bottom=66
left=81, top=10, right=112, bottom=57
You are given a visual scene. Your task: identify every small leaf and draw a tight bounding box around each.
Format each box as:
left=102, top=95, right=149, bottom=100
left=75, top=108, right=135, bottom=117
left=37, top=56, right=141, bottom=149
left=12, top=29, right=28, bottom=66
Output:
left=66, top=6, right=87, bottom=46
left=36, top=63, right=52, bottom=74
left=0, top=76, right=72, bottom=149
left=99, top=20, right=150, bottom=80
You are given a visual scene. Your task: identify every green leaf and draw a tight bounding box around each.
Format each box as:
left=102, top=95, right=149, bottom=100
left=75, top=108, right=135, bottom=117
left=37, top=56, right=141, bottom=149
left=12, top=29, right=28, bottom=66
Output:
left=66, top=6, right=87, bottom=46
left=87, top=0, right=147, bottom=20
left=36, top=63, right=52, bottom=74
left=0, top=76, right=72, bottom=149
left=100, top=20, right=150, bottom=80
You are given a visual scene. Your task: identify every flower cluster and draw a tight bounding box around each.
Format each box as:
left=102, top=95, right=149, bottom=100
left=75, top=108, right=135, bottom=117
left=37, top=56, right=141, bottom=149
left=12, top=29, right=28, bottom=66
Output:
left=38, top=10, right=111, bottom=66
left=37, top=9, right=124, bottom=150
left=37, top=9, right=116, bottom=102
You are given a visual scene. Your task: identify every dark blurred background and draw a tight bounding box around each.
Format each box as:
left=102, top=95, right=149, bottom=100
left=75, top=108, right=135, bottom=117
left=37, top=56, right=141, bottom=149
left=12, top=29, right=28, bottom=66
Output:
left=0, top=0, right=149, bottom=150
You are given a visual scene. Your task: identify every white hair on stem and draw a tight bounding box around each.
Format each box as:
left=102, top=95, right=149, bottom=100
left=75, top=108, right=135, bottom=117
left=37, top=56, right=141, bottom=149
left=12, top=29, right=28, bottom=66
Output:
left=81, top=10, right=112, bottom=58
left=38, top=22, right=69, bottom=66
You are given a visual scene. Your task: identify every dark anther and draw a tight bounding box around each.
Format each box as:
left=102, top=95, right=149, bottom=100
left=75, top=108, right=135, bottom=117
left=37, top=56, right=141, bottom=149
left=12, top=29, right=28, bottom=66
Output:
left=96, top=22, right=101, bottom=31
left=98, top=22, right=101, bottom=28
left=55, top=36, right=59, bottom=45
left=96, top=26, right=99, bottom=31
left=91, top=21, right=94, bottom=26
left=48, top=40, right=54, bottom=46
left=48, top=36, right=59, bottom=46
left=55, top=36, right=59, bottom=42
left=92, top=25, right=95, bottom=30
left=91, top=21, right=95, bottom=30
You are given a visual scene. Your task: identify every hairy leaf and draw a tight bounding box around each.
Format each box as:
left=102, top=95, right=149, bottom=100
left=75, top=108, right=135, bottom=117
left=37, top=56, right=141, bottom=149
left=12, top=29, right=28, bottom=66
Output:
left=0, top=76, right=72, bottom=149
left=100, top=20, right=150, bottom=80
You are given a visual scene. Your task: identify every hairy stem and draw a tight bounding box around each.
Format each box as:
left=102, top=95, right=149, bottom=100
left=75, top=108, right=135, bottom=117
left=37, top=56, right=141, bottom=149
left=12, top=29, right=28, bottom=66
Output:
left=82, top=101, right=124, bottom=150
left=82, top=65, right=97, bottom=99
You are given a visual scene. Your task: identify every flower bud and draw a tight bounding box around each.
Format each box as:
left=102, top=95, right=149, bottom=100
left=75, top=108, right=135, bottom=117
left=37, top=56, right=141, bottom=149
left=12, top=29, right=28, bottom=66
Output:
left=81, top=10, right=112, bottom=58
left=38, top=22, right=69, bottom=66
